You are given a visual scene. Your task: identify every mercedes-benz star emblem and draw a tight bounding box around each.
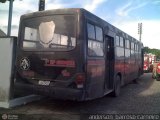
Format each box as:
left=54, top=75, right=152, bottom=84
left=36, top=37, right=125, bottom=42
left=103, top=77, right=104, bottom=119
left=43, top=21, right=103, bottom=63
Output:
left=20, top=57, right=30, bottom=70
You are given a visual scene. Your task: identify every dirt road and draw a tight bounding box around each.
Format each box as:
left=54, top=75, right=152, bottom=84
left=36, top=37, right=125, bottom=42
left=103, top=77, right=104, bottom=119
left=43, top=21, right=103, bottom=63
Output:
left=0, top=73, right=160, bottom=120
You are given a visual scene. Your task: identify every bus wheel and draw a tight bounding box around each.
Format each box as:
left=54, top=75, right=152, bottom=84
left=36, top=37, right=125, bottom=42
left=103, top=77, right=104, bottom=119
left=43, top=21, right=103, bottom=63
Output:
left=112, top=75, right=121, bottom=97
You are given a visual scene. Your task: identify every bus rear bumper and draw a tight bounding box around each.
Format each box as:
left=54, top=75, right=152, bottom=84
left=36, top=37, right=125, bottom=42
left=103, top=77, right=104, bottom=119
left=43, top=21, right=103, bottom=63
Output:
left=14, top=82, right=84, bottom=101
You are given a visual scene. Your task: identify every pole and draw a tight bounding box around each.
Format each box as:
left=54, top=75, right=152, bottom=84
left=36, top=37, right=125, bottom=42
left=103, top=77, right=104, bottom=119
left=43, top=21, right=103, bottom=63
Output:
left=138, top=23, right=142, bottom=42
left=39, top=0, right=45, bottom=11
left=139, top=32, right=142, bottom=42
left=7, top=0, right=13, bottom=36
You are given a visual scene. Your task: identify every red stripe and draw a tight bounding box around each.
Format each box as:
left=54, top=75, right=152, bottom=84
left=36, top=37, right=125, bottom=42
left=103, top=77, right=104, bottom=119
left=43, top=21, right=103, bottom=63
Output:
left=44, top=59, right=75, bottom=67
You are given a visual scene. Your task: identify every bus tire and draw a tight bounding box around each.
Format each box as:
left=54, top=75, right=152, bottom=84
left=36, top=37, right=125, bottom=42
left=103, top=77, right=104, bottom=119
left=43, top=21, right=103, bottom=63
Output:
left=133, top=79, right=138, bottom=84
left=112, top=75, right=121, bottom=97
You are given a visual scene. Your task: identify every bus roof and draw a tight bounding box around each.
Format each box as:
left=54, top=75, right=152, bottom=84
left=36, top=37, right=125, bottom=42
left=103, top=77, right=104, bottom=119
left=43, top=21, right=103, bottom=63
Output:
left=20, top=8, right=142, bottom=44
left=20, top=8, right=83, bottom=19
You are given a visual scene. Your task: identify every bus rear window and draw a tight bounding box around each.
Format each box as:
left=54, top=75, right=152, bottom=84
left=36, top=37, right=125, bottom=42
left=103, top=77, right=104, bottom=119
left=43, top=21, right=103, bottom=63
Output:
left=21, top=15, right=76, bottom=51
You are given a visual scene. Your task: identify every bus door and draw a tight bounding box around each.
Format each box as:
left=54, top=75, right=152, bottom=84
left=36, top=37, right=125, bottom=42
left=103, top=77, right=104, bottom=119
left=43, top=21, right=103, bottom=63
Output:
left=104, top=35, right=114, bottom=91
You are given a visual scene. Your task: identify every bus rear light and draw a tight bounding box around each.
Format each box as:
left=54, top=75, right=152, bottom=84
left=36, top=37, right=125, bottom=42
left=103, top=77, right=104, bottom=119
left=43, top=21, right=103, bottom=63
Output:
left=75, top=73, right=85, bottom=88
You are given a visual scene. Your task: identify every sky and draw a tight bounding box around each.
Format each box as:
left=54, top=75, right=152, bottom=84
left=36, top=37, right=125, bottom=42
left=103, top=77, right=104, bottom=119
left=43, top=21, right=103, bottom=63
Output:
left=0, top=0, right=160, bottom=49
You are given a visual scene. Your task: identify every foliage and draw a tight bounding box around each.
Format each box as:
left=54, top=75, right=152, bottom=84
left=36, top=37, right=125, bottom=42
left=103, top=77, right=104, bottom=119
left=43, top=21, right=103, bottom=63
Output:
left=0, top=0, right=14, bottom=3
left=144, top=46, right=160, bottom=59
left=0, top=0, right=7, bottom=3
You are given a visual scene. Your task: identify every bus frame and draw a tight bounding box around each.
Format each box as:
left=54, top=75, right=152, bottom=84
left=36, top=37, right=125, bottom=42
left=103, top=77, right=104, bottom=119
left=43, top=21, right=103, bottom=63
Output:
left=14, top=8, right=143, bottom=101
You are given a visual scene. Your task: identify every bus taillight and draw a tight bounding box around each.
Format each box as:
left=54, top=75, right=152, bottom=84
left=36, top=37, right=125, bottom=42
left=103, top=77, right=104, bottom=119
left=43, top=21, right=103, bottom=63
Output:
left=75, top=73, right=85, bottom=88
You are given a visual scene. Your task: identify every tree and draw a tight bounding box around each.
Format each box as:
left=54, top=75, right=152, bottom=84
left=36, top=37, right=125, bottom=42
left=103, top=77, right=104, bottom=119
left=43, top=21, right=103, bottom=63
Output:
left=0, top=0, right=7, bottom=3
left=143, top=47, right=151, bottom=54
left=144, top=46, right=160, bottom=59
left=0, top=0, right=14, bottom=3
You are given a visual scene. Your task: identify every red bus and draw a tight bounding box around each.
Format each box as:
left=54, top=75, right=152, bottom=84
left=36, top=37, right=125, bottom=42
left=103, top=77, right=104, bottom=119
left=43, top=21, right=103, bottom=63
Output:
left=14, top=8, right=144, bottom=101
left=144, top=54, right=150, bottom=72
left=152, top=61, right=160, bottom=80
left=144, top=53, right=156, bottom=72
left=149, top=54, right=156, bottom=72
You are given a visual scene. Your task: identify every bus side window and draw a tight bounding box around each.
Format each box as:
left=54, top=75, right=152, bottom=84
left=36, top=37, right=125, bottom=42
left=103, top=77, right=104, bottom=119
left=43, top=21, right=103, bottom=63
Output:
left=135, top=44, right=137, bottom=51
left=125, top=40, right=129, bottom=49
left=120, top=37, right=124, bottom=47
left=116, top=36, right=119, bottom=46
left=95, top=26, right=103, bottom=41
left=128, top=40, right=130, bottom=49
left=87, top=23, right=95, bottom=39
left=87, top=23, right=104, bottom=57
left=131, top=42, right=134, bottom=50
left=88, top=40, right=103, bottom=56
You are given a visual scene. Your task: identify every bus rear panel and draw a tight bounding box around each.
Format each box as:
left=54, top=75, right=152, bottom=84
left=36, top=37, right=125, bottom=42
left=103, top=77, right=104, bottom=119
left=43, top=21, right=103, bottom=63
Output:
left=15, top=9, right=86, bottom=101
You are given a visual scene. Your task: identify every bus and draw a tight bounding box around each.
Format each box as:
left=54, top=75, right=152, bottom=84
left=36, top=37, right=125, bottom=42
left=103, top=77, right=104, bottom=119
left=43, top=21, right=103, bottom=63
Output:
left=144, top=53, right=156, bottom=72
left=144, top=54, right=150, bottom=72
left=14, top=8, right=143, bottom=101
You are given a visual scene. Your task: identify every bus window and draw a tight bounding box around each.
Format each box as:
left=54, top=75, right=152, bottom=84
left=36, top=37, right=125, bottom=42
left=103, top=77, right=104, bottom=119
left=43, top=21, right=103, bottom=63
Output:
left=22, top=15, right=76, bottom=50
left=120, top=37, right=124, bottom=47
left=23, top=41, right=36, bottom=48
left=71, top=37, right=76, bottom=46
left=39, top=21, right=55, bottom=45
left=116, top=36, right=119, bottom=46
left=87, top=23, right=95, bottom=39
left=131, top=42, right=134, bottom=50
left=95, top=26, right=103, bottom=41
left=125, top=40, right=129, bottom=49
left=88, top=40, right=103, bottom=56
left=24, top=27, right=38, bottom=41
left=87, top=23, right=104, bottom=57
left=135, top=44, right=137, bottom=51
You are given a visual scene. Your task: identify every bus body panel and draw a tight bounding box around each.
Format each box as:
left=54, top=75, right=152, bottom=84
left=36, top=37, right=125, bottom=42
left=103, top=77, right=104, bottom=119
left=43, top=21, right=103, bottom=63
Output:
left=15, top=8, right=143, bottom=101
